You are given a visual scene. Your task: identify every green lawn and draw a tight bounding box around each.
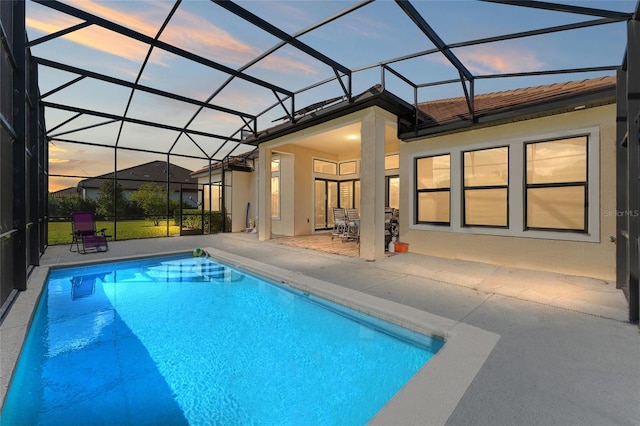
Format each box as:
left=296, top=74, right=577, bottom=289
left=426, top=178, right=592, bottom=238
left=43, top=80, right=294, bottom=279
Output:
left=48, top=219, right=181, bottom=246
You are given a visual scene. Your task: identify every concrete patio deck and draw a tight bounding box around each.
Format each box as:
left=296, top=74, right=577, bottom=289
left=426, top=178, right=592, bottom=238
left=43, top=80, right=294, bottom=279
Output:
left=1, top=232, right=638, bottom=425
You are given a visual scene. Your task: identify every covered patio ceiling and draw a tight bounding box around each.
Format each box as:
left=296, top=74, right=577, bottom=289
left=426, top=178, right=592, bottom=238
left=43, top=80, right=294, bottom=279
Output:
left=25, top=0, right=638, bottom=189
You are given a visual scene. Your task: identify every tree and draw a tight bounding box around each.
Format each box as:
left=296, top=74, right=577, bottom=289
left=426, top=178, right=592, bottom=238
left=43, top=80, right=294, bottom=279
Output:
left=96, top=179, right=128, bottom=219
left=49, top=195, right=98, bottom=219
left=130, top=182, right=167, bottom=226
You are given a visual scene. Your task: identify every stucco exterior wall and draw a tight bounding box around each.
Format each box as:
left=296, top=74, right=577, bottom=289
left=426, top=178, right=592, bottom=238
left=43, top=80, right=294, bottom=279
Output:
left=272, top=144, right=337, bottom=236
left=400, top=104, right=616, bottom=280
left=229, top=171, right=254, bottom=232
left=270, top=152, right=295, bottom=236
left=261, top=108, right=401, bottom=242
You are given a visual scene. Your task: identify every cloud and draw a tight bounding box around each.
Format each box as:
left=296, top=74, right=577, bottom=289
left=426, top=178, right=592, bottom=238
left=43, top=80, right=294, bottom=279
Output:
left=66, top=0, right=163, bottom=35
left=456, top=46, right=545, bottom=75
left=48, top=142, right=109, bottom=187
left=161, top=9, right=317, bottom=75
left=162, top=12, right=257, bottom=64
left=262, top=2, right=312, bottom=29
left=28, top=0, right=316, bottom=75
left=342, top=15, right=389, bottom=40
left=49, top=158, right=70, bottom=164
left=259, top=53, right=318, bottom=75
left=27, top=16, right=154, bottom=63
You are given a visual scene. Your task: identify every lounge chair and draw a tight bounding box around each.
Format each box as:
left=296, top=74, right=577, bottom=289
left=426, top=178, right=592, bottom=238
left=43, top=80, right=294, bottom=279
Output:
left=331, top=207, right=348, bottom=240
left=70, top=211, right=109, bottom=254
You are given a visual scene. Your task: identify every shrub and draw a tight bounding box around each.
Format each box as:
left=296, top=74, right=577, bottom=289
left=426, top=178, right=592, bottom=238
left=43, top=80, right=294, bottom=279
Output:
left=175, top=209, right=226, bottom=233
left=48, top=196, right=98, bottom=220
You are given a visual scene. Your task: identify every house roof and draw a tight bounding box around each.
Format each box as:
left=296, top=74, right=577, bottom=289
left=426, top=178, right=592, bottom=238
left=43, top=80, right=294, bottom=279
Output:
left=78, top=161, right=198, bottom=191
left=50, top=187, right=79, bottom=198
left=243, top=85, right=415, bottom=145
left=243, top=76, right=617, bottom=146
left=404, top=75, right=617, bottom=138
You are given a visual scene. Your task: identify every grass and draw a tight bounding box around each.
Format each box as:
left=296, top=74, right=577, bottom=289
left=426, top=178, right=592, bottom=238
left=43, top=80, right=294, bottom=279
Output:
left=48, top=219, right=182, bottom=246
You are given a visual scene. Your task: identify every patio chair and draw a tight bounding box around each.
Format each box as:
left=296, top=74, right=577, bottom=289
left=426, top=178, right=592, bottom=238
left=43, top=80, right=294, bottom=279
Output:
left=70, top=211, right=109, bottom=254
left=331, top=207, right=348, bottom=240
left=343, top=208, right=360, bottom=243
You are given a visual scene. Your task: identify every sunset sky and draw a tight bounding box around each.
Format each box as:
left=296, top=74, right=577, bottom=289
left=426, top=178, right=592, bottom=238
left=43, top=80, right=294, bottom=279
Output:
left=25, top=0, right=636, bottom=192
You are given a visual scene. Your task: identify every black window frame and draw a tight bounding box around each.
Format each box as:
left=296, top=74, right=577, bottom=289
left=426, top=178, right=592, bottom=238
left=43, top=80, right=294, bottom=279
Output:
left=462, top=146, right=510, bottom=229
left=524, top=135, right=589, bottom=233
left=415, top=154, right=451, bottom=226
left=385, top=174, right=399, bottom=209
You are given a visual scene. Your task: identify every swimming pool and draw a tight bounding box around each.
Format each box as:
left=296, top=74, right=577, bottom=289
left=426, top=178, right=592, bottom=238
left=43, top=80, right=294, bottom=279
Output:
left=1, top=253, right=444, bottom=425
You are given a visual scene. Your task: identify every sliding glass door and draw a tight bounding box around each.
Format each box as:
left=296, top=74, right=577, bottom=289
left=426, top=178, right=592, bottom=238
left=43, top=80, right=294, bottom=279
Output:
left=314, top=179, right=338, bottom=230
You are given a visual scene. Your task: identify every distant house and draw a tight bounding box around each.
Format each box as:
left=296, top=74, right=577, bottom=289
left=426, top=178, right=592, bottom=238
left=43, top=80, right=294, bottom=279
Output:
left=49, top=187, right=79, bottom=199
left=77, top=161, right=199, bottom=204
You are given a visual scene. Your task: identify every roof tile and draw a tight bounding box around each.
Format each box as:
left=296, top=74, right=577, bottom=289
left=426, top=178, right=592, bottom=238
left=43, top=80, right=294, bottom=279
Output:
left=417, top=76, right=616, bottom=126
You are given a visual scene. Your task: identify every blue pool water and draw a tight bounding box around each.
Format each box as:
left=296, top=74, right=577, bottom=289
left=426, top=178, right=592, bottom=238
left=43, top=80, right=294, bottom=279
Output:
left=1, top=254, right=443, bottom=425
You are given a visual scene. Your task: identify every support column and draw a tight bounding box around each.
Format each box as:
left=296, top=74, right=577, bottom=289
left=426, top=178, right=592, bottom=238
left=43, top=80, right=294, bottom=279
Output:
left=258, top=146, right=271, bottom=241
left=359, top=108, right=387, bottom=260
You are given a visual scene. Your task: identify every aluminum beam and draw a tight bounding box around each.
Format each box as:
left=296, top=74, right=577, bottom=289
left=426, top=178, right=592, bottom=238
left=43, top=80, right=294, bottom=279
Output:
left=42, top=101, right=243, bottom=143
left=212, top=0, right=351, bottom=76
left=34, top=58, right=254, bottom=120
left=480, top=0, right=633, bottom=20
left=32, top=0, right=293, bottom=97
left=395, top=0, right=473, bottom=81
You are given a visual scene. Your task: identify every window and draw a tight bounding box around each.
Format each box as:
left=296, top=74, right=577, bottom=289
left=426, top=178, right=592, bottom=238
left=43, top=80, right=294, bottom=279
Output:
left=385, top=154, right=399, bottom=170
left=313, top=159, right=337, bottom=175
left=339, top=161, right=357, bottom=175
left=411, top=129, right=597, bottom=241
left=415, top=154, right=450, bottom=224
left=463, top=147, right=508, bottom=227
left=525, top=136, right=587, bottom=231
left=271, top=158, right=280, bottom=173
left=207, top=183, right=221, bottom=211
left=271, top=157, right=280, bottom=218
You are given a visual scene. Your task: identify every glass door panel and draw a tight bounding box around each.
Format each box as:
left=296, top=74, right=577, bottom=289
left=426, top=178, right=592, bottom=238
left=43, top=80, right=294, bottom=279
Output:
left=315, top=179, right=339, bottom=230
left=314, top=180, right=326, bottom=230
left=327, top=181, right=338, bottom=229
left=339, top=181, right=353, bottom=209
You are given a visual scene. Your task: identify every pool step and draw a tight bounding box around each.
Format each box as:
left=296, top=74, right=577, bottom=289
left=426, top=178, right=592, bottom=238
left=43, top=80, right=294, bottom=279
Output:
left=145, top=260, right=231, bottom=282
left=201, top=264, right=228, bottom=280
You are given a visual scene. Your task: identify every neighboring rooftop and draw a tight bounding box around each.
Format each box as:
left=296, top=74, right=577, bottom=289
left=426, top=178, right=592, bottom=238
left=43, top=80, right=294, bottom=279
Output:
left=78, top=161, right=197, bottom=191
